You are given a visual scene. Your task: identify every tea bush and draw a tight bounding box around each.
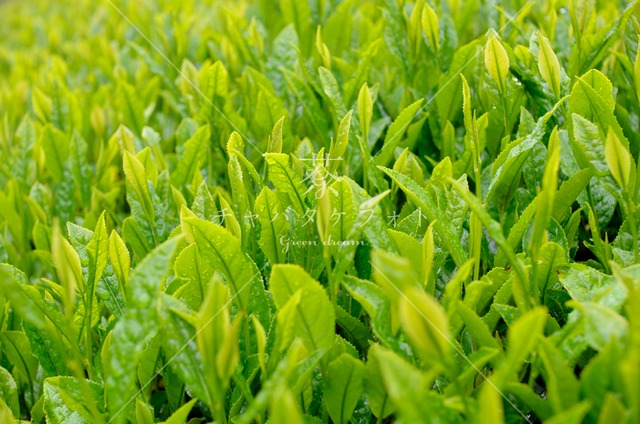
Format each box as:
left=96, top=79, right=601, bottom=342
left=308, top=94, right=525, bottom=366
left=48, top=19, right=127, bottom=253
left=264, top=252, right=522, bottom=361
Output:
left=0, top=0, right=639, bottom=423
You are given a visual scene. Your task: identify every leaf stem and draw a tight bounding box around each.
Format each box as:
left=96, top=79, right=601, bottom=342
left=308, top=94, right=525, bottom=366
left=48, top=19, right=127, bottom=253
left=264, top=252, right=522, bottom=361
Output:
left=624, top=193, right=639, bottom=263
left=84, top=296, right=94, bottom=378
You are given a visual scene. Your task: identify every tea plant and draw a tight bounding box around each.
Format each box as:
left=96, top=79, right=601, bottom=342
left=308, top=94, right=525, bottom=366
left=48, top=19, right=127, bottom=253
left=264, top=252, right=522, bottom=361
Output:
left=1, top=0, right=640, bottom=423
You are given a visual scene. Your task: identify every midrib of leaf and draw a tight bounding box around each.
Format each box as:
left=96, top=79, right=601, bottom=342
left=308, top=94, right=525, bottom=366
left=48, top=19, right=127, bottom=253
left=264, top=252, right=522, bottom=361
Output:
left=47, top=130, right=65, bottom=180
left=379, top=392, right=389, bottom=420
left=192, top=225, right=247, bottom=312
left=379, top=167, right=467, bottom=266
left=2, top=335, right=34, bottom=391
left=265, top=193, right=282, bottom=263
left=339, top=184, right=346, bottom=241
left=272, top=158, right=306, bottom=212
left=578, top=12, right=628, bottom=74
left=280, top=277, right=318, bottom=350
left=541, top=48, right=557, bottom=93
left=27, top=323, right=66, bottom=375
left=579, top=80, right=609, bottom=129
left=339, top=364, right=355, bottom=424
left=88, top=222, right=107, bottom=293
left=101, top=273, right=125, bottom=317
left=25, top=292, right=79, bottom=354
left=193, top=248, right=204, bottom=300
left=170, top=310, right=213, bottom=406
left=123, top=87, right=141, bottom=134
left=232, top=152, right=263, bottom=188
left=111, top=249, right=128, bottom=288
left=539, top=246, right=559, bottom=299
left=181, top=147, right=199, bottom=187
left=125, top=219, right=152, bottom=253
left=130, top=167, right=158, bottom=244
left=493, top=50, right=505, bottom=92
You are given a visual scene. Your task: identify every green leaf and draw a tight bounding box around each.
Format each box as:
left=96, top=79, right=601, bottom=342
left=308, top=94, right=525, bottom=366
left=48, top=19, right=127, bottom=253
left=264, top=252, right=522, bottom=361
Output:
left=270, top=264, right=335, bottom=351
left=545, top=401, right=591, bottom=424
left=379, top=167, right=467, bottom=266
left=181, top=215, right=263, bottom=315
left=537, top=32, right=562, bottom=97
left=117, top=81, right=145, bottom=135
left=123, top=150, right=159, bottom=248
left=22, top=320, right=69, bottom=376
left=569, top=301, right=628, bottom=351
left=570, top=70, right=628, bottom=148
left=106, top=236, right=180, bottom=424
left=196, top=277, right=241, bottom=412
left=268, top=116, right=285, bottom=153
left=484, top=33, right=510, bottom=93
left=538, top=338, right=579, bottom=414
left=497, top=307, right=547, bottom=385
left=52, top=222, right=83, bottom=315
left=0, top=265, right=78, bottom=350
left=364, top=347, right=396, bottom=420
left=327, top=178, right=357, bottom=256
left=357, top=83, right=373, bottom=151
left=108, top=230, right=130, bottom=288
left=324, top=354, right=365, bottom=424
left=605, top=127, right=634, bottom=189
left=40, top=125, right=69, bottom=183
left=457, top=302, right=501, bottom=351
left=160, top=297, right=208, bottom=405
left=172, top=125, right=210, bottom=188
left=552, top=167, right=593, bottom=222
left=264, top=153, right=308, bottom=214
left=162, top=399, right=197, bottom=424
left=255, top=187, right=289, bottom=265
left=399, top=286, right=451, bottom=365
left=43, top=377, right=105, bottom=424
left=486, top=99, right=565, bottom=206
left=0, top=366, right=19, bottom=418
left=529, top=126, right=561, bottom=258
left=421, top=2, right=439, bottom=51
left=374, top=99, right=424, bottom=167
left=87, top=212, right=109, bottom=304
left=328, top=110, right=352, bottom=174
left=342, top=276, right=401, bottom=353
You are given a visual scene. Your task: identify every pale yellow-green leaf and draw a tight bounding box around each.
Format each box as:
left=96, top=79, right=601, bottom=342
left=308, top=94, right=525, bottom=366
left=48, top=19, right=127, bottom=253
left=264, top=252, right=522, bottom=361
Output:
left=475, top=383, right=505, bottom=424
left=605, top=127, right=633, bottom=188
left=268, top=116, right=285, bottom=153
left=421, top=221, right=435, bottom=291
left=421, top=2, right=439, bottom=51
left=537, top=32, right=561, bottom=97
left=484, top=34, right=510, bottom=92
left=399, top=286, right=450, bottom=364
left=109, top=230, right=130, bottom=286
left=328, top=110, right=352, bottom=173
left=358, top=83, right=373, bottom=147
left=315, top=26, right=331, bottom=69
left=316, top=167, right=331, bottom=244
left=196, top=278, right=239, bottom=391
left=635, top=43, right=640, bottom=104
left=269, top=383, right=305, bottom=424
left=52, top=222, right=83, bottom=315
left=252, top=315, right=267, bottom=374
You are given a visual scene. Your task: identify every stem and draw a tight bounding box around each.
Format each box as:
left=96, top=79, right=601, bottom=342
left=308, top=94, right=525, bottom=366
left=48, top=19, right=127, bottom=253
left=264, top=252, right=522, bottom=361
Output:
left=624, top=194, right=639, bottom=263
left=501, top=94, right=510, bottom=138
left=243, top=319, right=252, bottom=358
left=84, top=296, right=94, bottom=378
left=324, top=249, right=336, bottom=306
left=215, top=399, right=228, bottom=424
left=362, top=161, right=369, bottom=193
